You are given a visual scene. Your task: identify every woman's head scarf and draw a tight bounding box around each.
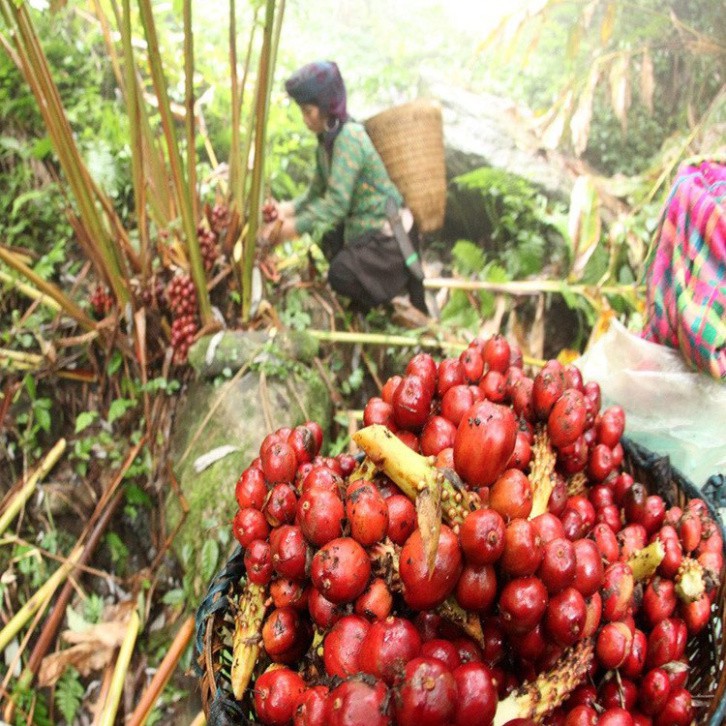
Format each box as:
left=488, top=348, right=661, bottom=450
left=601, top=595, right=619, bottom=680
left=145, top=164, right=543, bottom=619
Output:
left=285, top=61, right=349, bottom=123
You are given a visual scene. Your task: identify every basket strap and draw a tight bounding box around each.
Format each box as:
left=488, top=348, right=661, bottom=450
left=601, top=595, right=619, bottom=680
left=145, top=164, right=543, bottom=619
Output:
left=208, top=692, right=256, bottom=725
left=193, top=544, right=246, bottom=674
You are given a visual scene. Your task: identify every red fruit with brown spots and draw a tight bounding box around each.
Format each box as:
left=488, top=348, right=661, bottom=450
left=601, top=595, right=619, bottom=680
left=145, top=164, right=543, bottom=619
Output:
left=454, top=400, right=517, bottom=487
left=400, top=525, right=463, bottom=610
left=500, top=518, right=543, bottom=577
left=393, top=375, right=432, bottom=430
left=325, top=677, right=392, bottom=726
left=244, top=539, right=273, bottom=584
left=307, top=587, right=345, bottom=629
left=498, top=576, right=548, bottom=634
left=235, top=467, right=267, bottom=510
left=547, top=389, right=587, bottom=448
left=459, top=508, right=506, bottom=565
left=297, top=486, right=344, bottom=546
left=254, top=667, right=306, bottom=726
left=233, top=507, right=270, bottom=548
left=262, top=441, right=298, bottom=484
left=419, top=638, right=461, bottom=671
left=294, top=685, right=329, bottom=726
left=437, top=358, right=465, bottom=396
left=262, top=606, right=312, bottom=664
left=455, top=563, right=498, bottom=612
left=394, top=657, right=458, bottom=726
left=264, top=483, right=298, bottom=527
left=545, top=586, right=587, bottom=647
left=323, top=615, right=371, bottom=679
left=269, top=525, right=309, bottom=581
left=452, top=662, right=497, bottom=726
left=269, top=578, right=308, bottom=611
left=311, top=537, right=371, bottom=604
left=386, top=494, right=417, bottom=545
left=346, top=480, right=389, bottom=547
left=419, top=415, right=457, bottom=456
left=354, top=578, right=393, bottom=621
left=358, top=616, right=423, bottom=684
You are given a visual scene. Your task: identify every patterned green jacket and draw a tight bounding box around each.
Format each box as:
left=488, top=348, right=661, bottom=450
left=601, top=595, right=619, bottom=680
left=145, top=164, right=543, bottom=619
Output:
left=293, top=122, right=402, bottom=243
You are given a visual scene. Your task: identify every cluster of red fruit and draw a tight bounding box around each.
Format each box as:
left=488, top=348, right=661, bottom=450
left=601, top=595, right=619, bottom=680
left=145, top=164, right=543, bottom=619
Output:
left=228, top=335, right=723, bottom=726
left=210, top=201, right=231, bottom=236
left=165, top=274, right=198, bottom=363
left=262, top=200, right=279, bottom=223
left=89, top=284, right=113, bottom=319
left=197, top=223, right=219, bottom=274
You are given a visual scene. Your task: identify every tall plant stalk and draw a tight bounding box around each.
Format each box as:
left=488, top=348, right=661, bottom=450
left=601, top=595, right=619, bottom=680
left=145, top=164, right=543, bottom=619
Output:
left=0, top=0, right=130, bottom=305
left=120, top=0, right=149, bottom=280
left=184, top=0, right=198, bottom=224
left=228, top=0, right=241, bottom=207
left=241, top=0, right=277, bottom=322
left=137, top=0, right=212, bottom=325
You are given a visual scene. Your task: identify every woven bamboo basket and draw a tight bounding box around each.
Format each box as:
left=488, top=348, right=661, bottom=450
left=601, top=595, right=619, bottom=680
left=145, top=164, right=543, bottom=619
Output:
left=365, top=99, right=447, bottom=234
left=195, top=439, right=726, bottom=725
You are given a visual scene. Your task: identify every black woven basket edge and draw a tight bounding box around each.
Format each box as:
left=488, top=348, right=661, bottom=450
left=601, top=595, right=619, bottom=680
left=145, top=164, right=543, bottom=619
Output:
left=195, top=441, right=726, bottom=726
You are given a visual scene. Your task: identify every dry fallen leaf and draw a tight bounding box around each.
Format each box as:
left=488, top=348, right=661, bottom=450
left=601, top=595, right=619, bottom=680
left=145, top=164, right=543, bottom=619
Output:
left=38, top=601, right=134, bottom=687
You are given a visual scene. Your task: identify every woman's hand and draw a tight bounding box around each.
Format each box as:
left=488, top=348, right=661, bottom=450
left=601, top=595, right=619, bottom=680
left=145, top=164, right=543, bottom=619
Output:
left=261, top=216, right=297, bottom=245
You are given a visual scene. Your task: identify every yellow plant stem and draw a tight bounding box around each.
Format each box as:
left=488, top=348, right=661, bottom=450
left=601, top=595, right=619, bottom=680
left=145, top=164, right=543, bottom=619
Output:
left=0, top=348, right=43, bottom=371
left=98, top=609, right=141, bottom=726
left=0, top=439, right=66, bottom=537
left=0, top=269, right=61, bottom=312
left=0, top=544, right=82, bottom=653
left=424, top=276, right=644, bottom=299
left=0, top=245, right=96, bottom=331
left=307, top=329, right=545, bottom=368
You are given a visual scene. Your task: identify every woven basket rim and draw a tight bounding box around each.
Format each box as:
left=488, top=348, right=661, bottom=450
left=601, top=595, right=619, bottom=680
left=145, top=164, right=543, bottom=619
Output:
left=195, top=440, right=726, bottom=725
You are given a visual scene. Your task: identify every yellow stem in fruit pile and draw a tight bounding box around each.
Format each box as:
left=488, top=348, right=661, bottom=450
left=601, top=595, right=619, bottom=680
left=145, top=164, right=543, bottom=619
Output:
left=230, top=581, right=267, bottom=699
left=627, top=540, right=665, bottom=582
left=528, top=428, right=557, bottom=519
left=674, top=557, right=712, bottom=603
left=493, top=638, right=595, bottom=726
left=353, top=425, right=479, bottom=527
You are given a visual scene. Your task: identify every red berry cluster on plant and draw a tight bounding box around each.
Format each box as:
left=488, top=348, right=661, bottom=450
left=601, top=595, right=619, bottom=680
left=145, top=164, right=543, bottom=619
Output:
left=227, top=335, right=723, bottom=726
left=197, top=224, right=218, bottom=273
left=165, top=274, right=197, bottom=317
left=89, top=284, right=113, bottom=318
left=165, top=273, right=198, bottom=363
left=210, top=202, right=231, bottom=236
left=170, top=314, right=198, bottom=365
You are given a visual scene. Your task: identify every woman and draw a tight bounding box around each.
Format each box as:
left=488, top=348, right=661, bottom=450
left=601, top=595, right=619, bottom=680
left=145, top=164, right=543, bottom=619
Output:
left=263, top=60, right=428, bottom=315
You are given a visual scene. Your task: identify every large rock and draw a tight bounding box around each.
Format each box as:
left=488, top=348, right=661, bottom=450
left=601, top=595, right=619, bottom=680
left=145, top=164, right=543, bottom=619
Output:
left=421, top=75, right=576, bottom=199
left=166, top=330, right=331, bottom=598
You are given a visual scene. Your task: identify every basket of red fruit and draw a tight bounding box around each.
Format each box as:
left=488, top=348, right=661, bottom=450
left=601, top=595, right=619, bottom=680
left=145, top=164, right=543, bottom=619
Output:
left=195, top=335, right=726, bottom=726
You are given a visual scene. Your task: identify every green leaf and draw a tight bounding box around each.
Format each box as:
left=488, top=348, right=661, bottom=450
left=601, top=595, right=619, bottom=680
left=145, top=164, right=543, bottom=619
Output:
left=23, top=374, right=37, bottom=400
left=55, top=668, right=84, bottom=725
left=108, top=398, right=136, bottom=424
left=35, top=407, right=51, bottom=433
left=451, top=240, right=486, bottom=276
left=65, top=605, right=90, bottom=633
left=162, top=588, right=185, bottom=606
left=125, top=483, right=152, bottom=508
left=107, top=351, right=124, bottom=376
left=75, top=411, right=98, bottom=433
left=200, top=539, right=219, bottom=584
left=11, top=189, right=47, bottom=216
left=31, top=137, right=53, bottom=159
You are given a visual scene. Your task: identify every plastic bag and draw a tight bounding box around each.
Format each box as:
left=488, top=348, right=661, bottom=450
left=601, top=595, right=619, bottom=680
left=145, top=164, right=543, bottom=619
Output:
left=575, top=320, right=726, bottom=489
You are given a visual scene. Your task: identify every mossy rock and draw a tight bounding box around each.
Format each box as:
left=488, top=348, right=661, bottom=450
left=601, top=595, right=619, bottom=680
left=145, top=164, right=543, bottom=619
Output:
left=167, top=331, right=331, bottom=598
